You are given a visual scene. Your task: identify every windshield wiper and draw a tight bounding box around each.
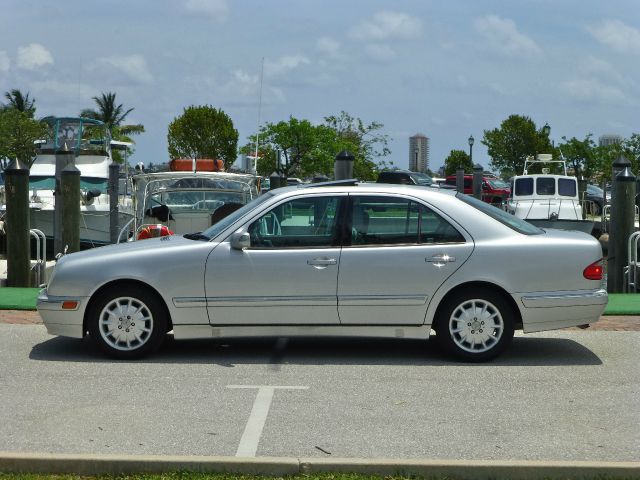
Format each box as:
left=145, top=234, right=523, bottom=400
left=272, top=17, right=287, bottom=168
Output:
left=183, top=232, right=210, bottom=241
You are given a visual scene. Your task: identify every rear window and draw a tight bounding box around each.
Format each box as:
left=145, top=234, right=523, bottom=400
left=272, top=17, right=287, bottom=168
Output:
left=457, top=193, right=543, bottom=235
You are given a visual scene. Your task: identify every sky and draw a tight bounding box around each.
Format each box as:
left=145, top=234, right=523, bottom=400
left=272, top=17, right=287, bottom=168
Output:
left=1, top=0, right=639, bottom=174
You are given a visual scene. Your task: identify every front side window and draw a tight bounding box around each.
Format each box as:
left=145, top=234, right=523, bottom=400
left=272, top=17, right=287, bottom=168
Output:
left=350, top=196, right=464, bottom=246
left=248, top=196, right=341, bottom=248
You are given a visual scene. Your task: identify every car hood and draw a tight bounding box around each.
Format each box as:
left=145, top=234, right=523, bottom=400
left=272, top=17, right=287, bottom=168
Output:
left=56, top=234, right=207, bottom=265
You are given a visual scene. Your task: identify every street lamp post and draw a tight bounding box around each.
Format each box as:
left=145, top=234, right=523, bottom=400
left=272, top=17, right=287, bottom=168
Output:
left=468, top=135, right=474, bottom=163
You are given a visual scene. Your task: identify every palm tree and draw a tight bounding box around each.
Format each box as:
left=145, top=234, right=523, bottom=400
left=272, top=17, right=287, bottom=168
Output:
left=80, top=92, right=142, bottom=132
left=80, top=92, right=145, bottom=162
left=3, top=89, right=36, bottom=117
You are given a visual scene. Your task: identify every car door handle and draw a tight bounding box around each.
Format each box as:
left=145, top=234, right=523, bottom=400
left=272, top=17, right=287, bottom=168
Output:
left=426, top=254, right=456, bottom=264
left=307, top=258, right=337, bottom=266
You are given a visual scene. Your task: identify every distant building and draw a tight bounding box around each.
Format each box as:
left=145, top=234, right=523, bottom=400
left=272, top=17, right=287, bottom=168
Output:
left=409, top=134, right=429, bottom=173
left=599, top=134, right=622, bottom=147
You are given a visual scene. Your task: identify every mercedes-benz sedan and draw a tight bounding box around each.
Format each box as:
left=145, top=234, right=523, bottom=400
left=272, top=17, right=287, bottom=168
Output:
left=38, top=181, right=607, bottom=361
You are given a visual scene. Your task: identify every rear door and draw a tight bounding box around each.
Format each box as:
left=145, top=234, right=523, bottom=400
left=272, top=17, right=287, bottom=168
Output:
left=337, top=194, right=474, bottom=325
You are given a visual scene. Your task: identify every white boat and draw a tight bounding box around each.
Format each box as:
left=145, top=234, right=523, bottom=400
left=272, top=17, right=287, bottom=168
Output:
left=122, top=159, right=260, bottom=241
left=506, top=154, right=594, bottom=234
left=0, top=117, right=134, bottom=250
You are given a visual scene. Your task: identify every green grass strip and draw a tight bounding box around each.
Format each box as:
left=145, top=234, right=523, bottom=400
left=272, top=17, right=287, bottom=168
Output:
left=0, top=287, right=40, bottom=310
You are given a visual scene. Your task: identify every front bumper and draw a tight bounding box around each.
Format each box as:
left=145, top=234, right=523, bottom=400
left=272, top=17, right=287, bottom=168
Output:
left=37, top=289, right=88, bottom=338
left=518, top=289, right=608, bottom=333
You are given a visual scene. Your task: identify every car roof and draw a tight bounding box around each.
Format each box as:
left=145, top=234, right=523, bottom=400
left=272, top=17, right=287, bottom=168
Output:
left=272, top=180, right=458, bottom=198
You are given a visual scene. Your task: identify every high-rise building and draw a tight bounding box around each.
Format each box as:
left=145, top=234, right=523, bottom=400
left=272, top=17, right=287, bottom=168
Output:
left=599, top=134, right=622, bottom=147
left=409, top=133, right=429, bottom=173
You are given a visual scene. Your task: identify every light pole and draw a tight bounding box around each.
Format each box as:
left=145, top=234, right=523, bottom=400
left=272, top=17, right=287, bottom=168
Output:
left=468, top=135, right=474, bottom=163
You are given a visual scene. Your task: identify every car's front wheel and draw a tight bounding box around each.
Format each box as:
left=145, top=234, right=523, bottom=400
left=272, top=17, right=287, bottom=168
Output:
left=87, top=285, right=167, bottom=359
left=435, top=289, right=514, bottom=362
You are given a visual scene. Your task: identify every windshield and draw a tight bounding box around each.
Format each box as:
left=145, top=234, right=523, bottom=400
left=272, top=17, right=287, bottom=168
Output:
left=588, top=184, right=604, bottom=195
left=198, top=192, right=275, bottom=240
left=487, top=179, right=510, bottom=189
left=409, top=172, right=433, bottom=186
left=457, top=193, right=543, bottom=235
left=29, top=175, right=109, bottom=193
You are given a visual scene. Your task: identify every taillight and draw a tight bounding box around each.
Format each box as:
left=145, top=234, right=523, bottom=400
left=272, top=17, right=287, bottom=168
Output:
left=583, top=259, right=603, bottom=280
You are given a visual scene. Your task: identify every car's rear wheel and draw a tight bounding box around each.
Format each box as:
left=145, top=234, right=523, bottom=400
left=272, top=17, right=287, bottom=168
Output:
left=87, top=285, right=167, bottom=359
left=435, top=288, right=514, bottom=362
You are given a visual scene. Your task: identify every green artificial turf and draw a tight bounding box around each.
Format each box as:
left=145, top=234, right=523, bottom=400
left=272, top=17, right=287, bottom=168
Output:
left=603, top=293, right=640, bottom=315
left=0, top=287, right=39, bottom=310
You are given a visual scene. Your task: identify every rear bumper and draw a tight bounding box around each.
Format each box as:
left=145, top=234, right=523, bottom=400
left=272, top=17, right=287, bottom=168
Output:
left=517, top=289, right=607, bottom=333
left=37, top=289, right=87, bottom=339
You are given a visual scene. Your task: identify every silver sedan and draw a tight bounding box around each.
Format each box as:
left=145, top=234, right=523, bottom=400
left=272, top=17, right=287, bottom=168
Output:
left=38, top=181, right=607, bottom=361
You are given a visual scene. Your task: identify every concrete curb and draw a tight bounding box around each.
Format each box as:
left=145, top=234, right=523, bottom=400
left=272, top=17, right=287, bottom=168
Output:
left=0, top=452, right=639, bottom=479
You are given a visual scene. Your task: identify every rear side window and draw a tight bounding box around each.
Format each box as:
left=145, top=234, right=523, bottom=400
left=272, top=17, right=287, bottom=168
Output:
left=350, top=196, right=464, bottom=246
left=558, top=178, right=577, bottom=196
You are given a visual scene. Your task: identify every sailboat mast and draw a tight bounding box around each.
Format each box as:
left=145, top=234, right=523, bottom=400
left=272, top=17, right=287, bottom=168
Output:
left=254, top=57, right=264, bottom=170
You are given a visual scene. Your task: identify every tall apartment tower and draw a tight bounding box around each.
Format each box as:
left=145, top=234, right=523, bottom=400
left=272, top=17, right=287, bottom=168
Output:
left=599, top=134, right=622, bottom=147
left=409, top=133, right=429, bottom=173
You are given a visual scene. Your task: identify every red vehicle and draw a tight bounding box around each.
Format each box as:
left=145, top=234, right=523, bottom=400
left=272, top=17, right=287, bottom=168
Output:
left=444, top=174, right=511, bottom=205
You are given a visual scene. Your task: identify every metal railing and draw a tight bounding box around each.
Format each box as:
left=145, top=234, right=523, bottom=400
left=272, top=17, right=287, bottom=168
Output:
left=29, top=229, right=46, bottom=287
left=625, top=231, right=640, bottom=293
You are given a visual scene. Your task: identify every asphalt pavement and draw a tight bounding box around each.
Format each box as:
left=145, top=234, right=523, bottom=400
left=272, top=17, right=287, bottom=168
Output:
left=1, top=312, right=639, bottom=477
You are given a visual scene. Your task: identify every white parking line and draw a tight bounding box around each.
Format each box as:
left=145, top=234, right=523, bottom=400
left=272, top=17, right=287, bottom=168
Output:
left=227, top=385, right=309, bottom=457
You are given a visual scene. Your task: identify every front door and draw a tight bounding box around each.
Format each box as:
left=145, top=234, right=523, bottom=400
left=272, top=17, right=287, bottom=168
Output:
left=338, top=194, right=474, bottom=325
left=205, top=194, right=345, bottom=325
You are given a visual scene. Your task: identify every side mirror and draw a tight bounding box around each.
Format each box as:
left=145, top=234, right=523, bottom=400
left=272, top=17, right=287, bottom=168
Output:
left=230, top=229, right=251, bottom=250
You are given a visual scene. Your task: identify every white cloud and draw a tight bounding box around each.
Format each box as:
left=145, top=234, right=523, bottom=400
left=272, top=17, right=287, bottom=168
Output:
left=350, top=11, right=422, bottom=41
left=365, top=44, right=396, bottom=62
left=561, top=78, right=625, bottom=102
left=317, top=37, right=340, bottom=56
left=95, top=55, right=153, bottom=83
left=264, top=55, right=310, bottom=77
left=185, top=0, right=228, bottom=22
left=474, top=15, right=542, bottom=57
left=560, top=55, right=628, bottom=103
left=16, top=43, right=53, bottom=70
left=588, top=20, right=640, bottom=54
left=0, top=51, right=9, bottom=72
left=29, top=79, right=95, bottom=101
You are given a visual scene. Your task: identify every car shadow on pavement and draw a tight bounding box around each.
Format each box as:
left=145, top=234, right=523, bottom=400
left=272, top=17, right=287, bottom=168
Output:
left=29, top=335, right=602, bottom=366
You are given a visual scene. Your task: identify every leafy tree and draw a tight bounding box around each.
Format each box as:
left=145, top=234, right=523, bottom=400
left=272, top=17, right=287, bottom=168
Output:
left=3, top=89, right=36, bottom=117
left=243, top=112, right=390, bottom=180
left=622, top=133, right=640, bottom=173
left=167, top=105, right=238, bottom=168
left=556, top=135, right=598, bottom=179
left=443, top=149, right=473, bottom=176
left=482, top=115, right=553, bottom=179
left=322, top=111, right=390, bottom=180
left=0, top=109, right=48, bottom=169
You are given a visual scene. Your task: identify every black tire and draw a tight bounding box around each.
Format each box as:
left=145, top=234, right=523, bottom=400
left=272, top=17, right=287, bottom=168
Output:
left=87, top=285, right=167, bottom=360
left=435, top=288, right=514, bottom=362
